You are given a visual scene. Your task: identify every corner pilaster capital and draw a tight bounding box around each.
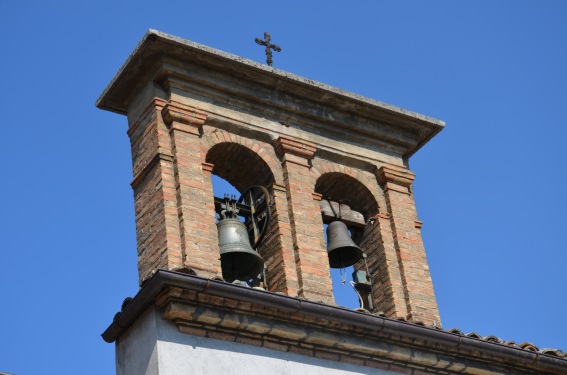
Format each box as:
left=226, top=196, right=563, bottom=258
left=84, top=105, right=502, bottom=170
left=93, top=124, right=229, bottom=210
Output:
left=376, top=165, right=415, bottom=187
left=201, top=162, right=215, bottom=175
left=274, top=136, right=317, bottom=159
left=161, top=101, right=207, bottom=133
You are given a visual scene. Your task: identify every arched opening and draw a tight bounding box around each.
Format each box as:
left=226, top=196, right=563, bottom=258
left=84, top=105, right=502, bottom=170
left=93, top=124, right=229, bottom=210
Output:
left=315, top=172, right=379, bottom=309
left=206, top=142, right=280, bottom=287
left=207, top=143, right=274, bottom=192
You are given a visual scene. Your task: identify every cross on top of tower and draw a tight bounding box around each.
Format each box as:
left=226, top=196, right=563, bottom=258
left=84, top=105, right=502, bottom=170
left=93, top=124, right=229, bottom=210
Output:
left=255, top=32, right=281, bottom=67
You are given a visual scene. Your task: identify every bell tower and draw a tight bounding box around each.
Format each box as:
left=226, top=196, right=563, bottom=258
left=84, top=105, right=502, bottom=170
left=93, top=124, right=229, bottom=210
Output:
left=99, top=30, right=447, bottom=374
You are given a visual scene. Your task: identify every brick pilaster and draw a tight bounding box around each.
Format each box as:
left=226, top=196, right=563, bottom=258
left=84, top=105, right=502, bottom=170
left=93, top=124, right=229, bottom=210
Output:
left=161, top=101, right=221, bottom=279
left=359, top=213, right=409, bottom=319
left=275, top=137, right=333, bottom=304
left=376, top=165, right=441, bottom=326
left=260, top=182, right=300, bottom=296
left=128, top=98, right=183, bottom=285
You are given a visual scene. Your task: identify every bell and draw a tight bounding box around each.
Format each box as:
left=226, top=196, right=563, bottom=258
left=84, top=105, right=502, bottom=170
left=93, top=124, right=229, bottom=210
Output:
left=217, top=218, right=264, bottom=282
left=326, top=221, right=363, bottom=268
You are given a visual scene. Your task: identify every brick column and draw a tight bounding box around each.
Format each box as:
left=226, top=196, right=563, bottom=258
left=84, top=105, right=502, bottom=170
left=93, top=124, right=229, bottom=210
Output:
left=128, top=98, right=183, bottom=285
left=359, top=213, right=409, bottom=319
left=259, top=182, right=300, bottom=296
left=376, top=165, right=441, bottom=326
left=161, top=101, right=221, bottom=279
left=275, top=137, right=334, bottom=304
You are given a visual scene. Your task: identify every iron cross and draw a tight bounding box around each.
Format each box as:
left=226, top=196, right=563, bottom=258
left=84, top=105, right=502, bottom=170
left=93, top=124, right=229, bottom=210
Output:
left=255, top=32, right=281, bottom=67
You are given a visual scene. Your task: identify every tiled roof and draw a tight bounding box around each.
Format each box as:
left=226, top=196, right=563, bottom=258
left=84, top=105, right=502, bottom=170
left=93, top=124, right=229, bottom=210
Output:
left=383, top=314, right=566, bottom=359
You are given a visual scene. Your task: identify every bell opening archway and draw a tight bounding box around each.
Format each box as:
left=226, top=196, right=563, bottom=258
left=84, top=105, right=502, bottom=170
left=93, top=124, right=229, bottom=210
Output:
left=315, top=172, right=380, bottom=309
left=206, top=142, right=277, bottom=286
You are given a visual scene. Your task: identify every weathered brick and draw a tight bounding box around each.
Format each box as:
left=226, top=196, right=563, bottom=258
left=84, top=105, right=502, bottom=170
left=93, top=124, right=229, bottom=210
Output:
left=365, top=360, right=390, bottom=370
left=178, top=325, right=207, bottom=337
left=314, top=351, right=340, bottom=361
left=389, top=365, right=412, bottom=374
left=289, top=346, right=314, bottom=357
left=263, top=340, right=289, bottom=352
left=207, top=330, right=236, bottom=342
left=235, top=336, right=262, bottom=347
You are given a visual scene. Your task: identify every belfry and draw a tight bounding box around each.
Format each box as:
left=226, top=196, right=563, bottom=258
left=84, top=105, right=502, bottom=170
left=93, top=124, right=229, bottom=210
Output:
left=97, top=30, right=567, bottom=374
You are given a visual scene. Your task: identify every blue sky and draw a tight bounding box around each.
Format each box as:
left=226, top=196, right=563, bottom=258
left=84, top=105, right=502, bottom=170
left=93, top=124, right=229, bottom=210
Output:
left=1, top=1, right=566, bottom=374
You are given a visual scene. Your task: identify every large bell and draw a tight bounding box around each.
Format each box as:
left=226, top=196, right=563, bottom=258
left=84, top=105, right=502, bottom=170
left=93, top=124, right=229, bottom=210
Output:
left=217, top=218, right=264, bottom=282
left=327, top=221, right=363, bottom=268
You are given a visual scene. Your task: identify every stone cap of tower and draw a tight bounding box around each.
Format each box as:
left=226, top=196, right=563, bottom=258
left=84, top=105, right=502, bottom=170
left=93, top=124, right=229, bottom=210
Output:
left=96, top=29, right=444, bottom=158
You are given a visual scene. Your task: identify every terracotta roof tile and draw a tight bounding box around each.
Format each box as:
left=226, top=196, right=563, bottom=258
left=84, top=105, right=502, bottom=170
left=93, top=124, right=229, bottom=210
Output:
left=519, top=342, right=540, bottom=352
left=465, top=332, right=483, bottom=339
left=400, top=317, right=564, bottom=358
left=483, top=335, right=503, bottom=344
left=447, top=328, right=464, bottom=335
left=503, top=340, right=520, bottom=348
left=540, top=348, right=565, bottom=357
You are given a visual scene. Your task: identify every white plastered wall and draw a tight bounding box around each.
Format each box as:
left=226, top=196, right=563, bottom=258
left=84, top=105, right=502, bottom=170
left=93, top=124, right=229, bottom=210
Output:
left=115, top=306, right=403, bottom=375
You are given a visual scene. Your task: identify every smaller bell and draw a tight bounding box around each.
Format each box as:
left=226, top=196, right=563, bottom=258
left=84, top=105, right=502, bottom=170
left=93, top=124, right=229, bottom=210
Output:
left=326, top=221, right=363, bottom=268
left=217, top=218, right=264, bottom=282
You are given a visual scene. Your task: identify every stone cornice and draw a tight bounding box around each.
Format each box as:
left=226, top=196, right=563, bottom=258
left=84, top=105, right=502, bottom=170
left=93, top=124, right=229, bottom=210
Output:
left=96, top=30, right=444, bottom=159
left=97, top=31, right=444, bottom=127
left=104, top=271, right=567, bottom=375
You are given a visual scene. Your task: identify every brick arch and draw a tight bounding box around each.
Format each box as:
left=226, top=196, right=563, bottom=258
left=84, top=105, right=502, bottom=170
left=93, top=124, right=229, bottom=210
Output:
left=201, top=132, right=298, bottom=295
left=312, top=162, right=380, bottom=219
left=201, top=131, right=284, bottom=191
